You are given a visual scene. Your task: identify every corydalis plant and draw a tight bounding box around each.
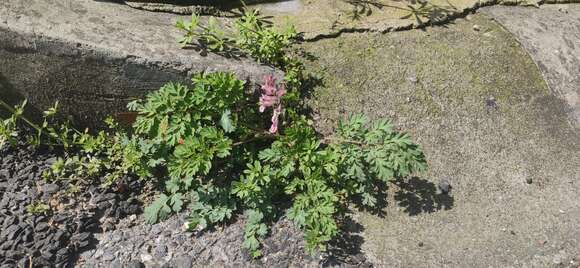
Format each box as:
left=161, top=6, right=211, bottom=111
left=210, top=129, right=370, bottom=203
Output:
left=33, top=71, right=427, bottom=259
left=259, top=75, right=285, bottom=134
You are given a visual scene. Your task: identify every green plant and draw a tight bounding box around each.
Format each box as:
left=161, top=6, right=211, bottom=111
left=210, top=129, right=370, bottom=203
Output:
left=26, top=202, right=51, bottom=215
left=0, top=99, right=25, bottom=147
left=0, top=99, right=92, bottom=150
left=234, top=9, right=298, bottom=66
left=176, top=8, right=304, bottom=90
left=1, top=7, right=427, bottom=259
left=11, top=71, right=426, bottom=258
left=176, top=14, right=234, bottom=52
left=128, top=72, right=425, bottom=256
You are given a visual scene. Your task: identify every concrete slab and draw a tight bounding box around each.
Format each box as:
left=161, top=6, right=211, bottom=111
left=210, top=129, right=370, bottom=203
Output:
left=0, top=0, right=280, bottom=128
left=482, top=4, right=580, bottom=128
left=299, top=13, right=580, bottom=267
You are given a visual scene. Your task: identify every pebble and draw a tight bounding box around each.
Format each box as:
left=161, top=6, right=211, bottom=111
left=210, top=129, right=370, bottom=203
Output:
left=486, top=96, right=498, bottom=109
left=141, top=253, right=154, bottom=263
left=438, top=179, right=452, bottom=195
left=473, top=24, right=481, bottom=31
left=126, top=260, right=145, bottom=268
left=42, top=183, right=60, bottom=194
left=173, top=257, right=193, bottom=268
left=102, top=251, right=115, bottom=261
left=154, top=245, right=169, bottom=258
left=553, top=256, right=563, bottom=265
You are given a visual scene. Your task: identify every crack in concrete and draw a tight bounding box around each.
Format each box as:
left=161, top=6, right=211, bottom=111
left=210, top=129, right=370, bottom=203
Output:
left=303, top=1, right=580, bottom=41
left=118, top=0, right=580, bottom=42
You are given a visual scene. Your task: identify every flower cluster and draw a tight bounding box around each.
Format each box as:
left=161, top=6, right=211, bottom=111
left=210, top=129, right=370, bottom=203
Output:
left=259, top=75, right=286, bottom=134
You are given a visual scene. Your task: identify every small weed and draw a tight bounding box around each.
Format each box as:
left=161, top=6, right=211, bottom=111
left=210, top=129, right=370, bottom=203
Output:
left=26, top=202, right=51, bottom=215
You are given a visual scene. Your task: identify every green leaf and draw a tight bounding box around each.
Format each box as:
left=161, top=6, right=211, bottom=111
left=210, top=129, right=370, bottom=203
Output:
left=219, top=109, right=235, bottom=133
left=170, top=193, right=184, bottom=212
left=144, top=194, right=171, bottom=224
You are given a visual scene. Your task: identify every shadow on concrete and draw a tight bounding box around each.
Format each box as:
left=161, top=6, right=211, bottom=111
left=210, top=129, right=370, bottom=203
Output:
left=323, top=215, right=370, bottom=267
left=0, top=72, right=42, bottom=119
left=394, top=176, right=454, bottom=216
left=0, top=72, right=24, bottom=107
left=344, top=0, right=459, bottom=26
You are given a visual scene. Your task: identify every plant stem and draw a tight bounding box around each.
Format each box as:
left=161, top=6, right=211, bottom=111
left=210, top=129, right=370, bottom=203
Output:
left=233, top=133, right=275, bottom=147
left=323, top=136, right=368, bottom=146
left=0, top=99, right=42, bottom=132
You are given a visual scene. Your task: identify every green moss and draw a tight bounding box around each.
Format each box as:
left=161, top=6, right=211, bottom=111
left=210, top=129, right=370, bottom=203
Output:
left=299, top=15, right=551, bottom=135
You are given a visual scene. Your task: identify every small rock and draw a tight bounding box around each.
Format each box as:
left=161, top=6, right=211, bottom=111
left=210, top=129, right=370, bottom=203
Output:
left=141, top=253, right=154, bottom=263
left=486, top=96, right=498, bottom=109
left=93, top=249, right=104, bottom=259
left=110, top=232, right=123, bottom=243
left=438, top=179, right=452, bottom=195
left=110, top=260, right=123, bottom=268
left=102, top=251, right=115, bottom=261
left=45, top=157, right=58, bottom=165
left=151, top=225, right=162, bottom=235
left=525, top=177, right=533, bottom=184
left=41, top=183, right=60, bottom=194
left=418, top=241, right=424, bottom=247
left=473, top=24, right=481, bottom=31
left=56, top=247, right=69, bottom=258
left=173, top=257, right=193, bottom=268
left=0, top=169, right=10, bottom=179
left=154, top=245, right=168, bottom=258
left=126, top=260, right=145, bottom=268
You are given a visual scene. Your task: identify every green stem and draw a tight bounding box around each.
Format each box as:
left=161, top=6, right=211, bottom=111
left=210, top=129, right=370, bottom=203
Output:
left=324, top=136, right=370, bottom=147
left=0, top=99, right=42, bottom=132
left=233, top=133, right=275, bottom=147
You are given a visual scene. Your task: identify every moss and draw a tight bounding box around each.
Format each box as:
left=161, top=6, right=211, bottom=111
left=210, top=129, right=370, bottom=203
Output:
left=297, top=14, right=579, bottom=265
left=299, top=14, right=551, bottom=133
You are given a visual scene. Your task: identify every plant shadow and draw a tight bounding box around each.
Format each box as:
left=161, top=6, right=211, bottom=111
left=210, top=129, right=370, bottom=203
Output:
left=344, top=0, right=459, bottom=27
left=0, top=72, right=43, bottom=120
left=322, top=215, right=370, bottom=267
left=393, top=176, right=454, bottom=216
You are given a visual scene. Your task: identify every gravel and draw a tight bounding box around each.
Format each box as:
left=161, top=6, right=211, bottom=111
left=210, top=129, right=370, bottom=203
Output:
left=0, top=141, right=373, bottom=267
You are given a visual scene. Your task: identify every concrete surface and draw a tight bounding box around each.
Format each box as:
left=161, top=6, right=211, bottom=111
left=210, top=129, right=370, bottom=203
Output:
left=300, top=12, right=580, bottom=267
left=253, top=0, right=528, bottom=40
left=0, top=0, right=280, bottom=128
left=482, top=4, right=580, bottom=128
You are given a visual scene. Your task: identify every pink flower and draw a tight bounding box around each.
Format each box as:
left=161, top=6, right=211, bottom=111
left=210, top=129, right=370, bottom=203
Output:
left=259, top=75, right=285, bottom=134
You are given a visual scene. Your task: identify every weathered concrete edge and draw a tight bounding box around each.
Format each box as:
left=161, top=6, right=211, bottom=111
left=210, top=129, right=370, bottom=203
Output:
left=0, top=25, right=281, bottom=128
left=303, top=1, right=580, bottom=41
